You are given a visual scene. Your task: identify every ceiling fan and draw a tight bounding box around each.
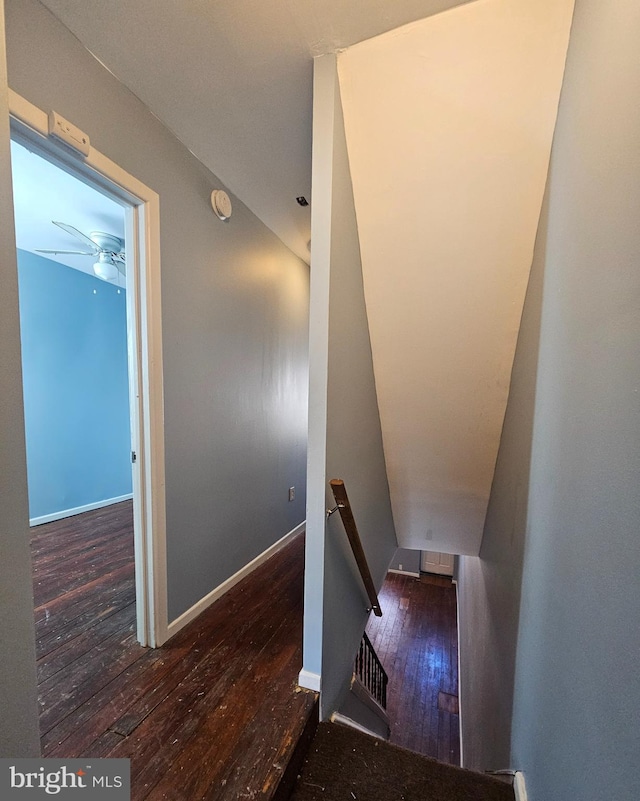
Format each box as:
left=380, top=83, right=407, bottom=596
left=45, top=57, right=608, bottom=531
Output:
left=36, top=221, right=126, bottom=282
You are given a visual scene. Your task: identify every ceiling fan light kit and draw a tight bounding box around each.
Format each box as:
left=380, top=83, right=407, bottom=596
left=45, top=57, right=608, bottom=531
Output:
left=93, top=251, right=119, bottom=282
left=36, top=221, right=125, bottom=283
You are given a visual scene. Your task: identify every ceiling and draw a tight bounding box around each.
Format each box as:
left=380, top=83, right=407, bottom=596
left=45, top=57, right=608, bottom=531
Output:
left=337, top=0, right=574, bottom=554
left=10, top=138, right=126, bottom=283
left=37, top=0, right=473, bottom=263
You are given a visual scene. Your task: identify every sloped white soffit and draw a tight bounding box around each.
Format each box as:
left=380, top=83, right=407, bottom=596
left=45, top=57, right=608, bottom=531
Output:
left=338, top=0, right=575, bottom=554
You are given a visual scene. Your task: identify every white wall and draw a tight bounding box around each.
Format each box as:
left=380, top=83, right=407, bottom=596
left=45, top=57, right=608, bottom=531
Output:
left=337, top=0, right=574, bottom=556
left=0, top=0, right=39, bottom=756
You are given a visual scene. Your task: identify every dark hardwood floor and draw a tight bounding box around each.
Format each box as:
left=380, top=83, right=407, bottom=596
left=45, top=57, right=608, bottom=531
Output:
left=31, top=502, right=317, bottom=800
left=365, top=570, right=460, bottom=764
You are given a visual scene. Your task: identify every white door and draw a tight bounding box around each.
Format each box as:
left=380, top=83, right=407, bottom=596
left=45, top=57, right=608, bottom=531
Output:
left=421, top=550, right=454, bottom=576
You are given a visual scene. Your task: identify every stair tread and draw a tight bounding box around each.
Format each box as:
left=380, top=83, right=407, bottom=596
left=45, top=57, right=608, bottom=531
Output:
left=290, top=722, right=514, bottom=800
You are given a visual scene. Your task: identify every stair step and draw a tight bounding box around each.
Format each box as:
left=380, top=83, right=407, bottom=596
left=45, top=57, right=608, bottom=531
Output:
left=288, top=722, right=514, bottom=801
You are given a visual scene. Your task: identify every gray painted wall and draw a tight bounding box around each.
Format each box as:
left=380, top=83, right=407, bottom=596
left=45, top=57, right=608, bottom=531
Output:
left=458, top=2, right=640, bottom=798
left=510, top=1, right=640, bottom=796
left=301, top=54, right=396, bottom=717
left=456, top=184, right=546, bottom=771
left=388, top=547, right=421, bottom=575
left=4, top=0, right=309, bottom=623
left=0, top=0, right=40, bottom=756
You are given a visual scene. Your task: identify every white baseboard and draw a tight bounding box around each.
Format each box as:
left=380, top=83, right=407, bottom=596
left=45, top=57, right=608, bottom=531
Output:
left=388, top=568, right=420, bottom=577
left=331, top=712, right=385, bottom=740
left=29, top=493, right=133, bottom=526
left=455, top=580, right=464, bottom=767
left=167, top=520, right=306, bottom=640
left=350, top=675, right=390, bottom=726
left=422, top=566, right=454, bottom=576
left=514, top=772, right=528, bottom=801
left=298, top=668, right=321, bottom=693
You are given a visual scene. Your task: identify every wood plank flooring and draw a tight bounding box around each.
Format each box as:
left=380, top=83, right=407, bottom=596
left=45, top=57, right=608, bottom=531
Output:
left=31, top=502, right=317, bottom=800
left=365, top=571, right=460, bottom=764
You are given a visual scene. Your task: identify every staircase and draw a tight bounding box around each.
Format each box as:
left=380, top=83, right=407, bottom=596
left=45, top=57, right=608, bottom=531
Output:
left=284, top=722, right=514, bottom=801
left=282, top=479, right=511, bottom=798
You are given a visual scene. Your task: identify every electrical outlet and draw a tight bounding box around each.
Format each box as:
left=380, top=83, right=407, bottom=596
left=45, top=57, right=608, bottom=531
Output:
left=398, top=563, right=403, bottom=571
left=288, top=487, right=295, bottom=502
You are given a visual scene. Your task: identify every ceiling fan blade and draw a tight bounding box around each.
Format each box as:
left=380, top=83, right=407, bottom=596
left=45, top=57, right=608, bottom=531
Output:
left=35, top=248, right=95, bottom=256
left=52, top=221, right=99, bottom=251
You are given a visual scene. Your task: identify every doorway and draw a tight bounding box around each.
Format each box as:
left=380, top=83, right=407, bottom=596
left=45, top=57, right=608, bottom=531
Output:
left=11, top=139, right=132, bottom=527
left=9, top=90, right=167, bottom=649
left=421, top=550, right=455, bottom=577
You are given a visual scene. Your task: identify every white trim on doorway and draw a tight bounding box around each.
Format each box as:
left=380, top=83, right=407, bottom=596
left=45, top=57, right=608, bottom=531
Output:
left=8, top=89, right=168, bottom=648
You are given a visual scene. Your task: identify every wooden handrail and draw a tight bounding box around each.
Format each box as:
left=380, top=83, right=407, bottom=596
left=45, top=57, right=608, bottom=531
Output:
left=329, top=479, right=382, bottom=617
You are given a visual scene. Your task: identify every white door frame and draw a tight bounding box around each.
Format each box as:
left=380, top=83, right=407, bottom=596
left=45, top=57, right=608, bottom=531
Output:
left=8, top=90, right=168, bottom=647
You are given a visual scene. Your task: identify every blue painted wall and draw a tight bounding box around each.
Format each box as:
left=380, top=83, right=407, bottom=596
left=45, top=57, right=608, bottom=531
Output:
left=17, top=249, right=132, bottom=521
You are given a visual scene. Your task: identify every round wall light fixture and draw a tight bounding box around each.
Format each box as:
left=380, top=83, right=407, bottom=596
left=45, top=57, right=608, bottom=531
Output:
left=211, top=189, right=232, bottom=220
